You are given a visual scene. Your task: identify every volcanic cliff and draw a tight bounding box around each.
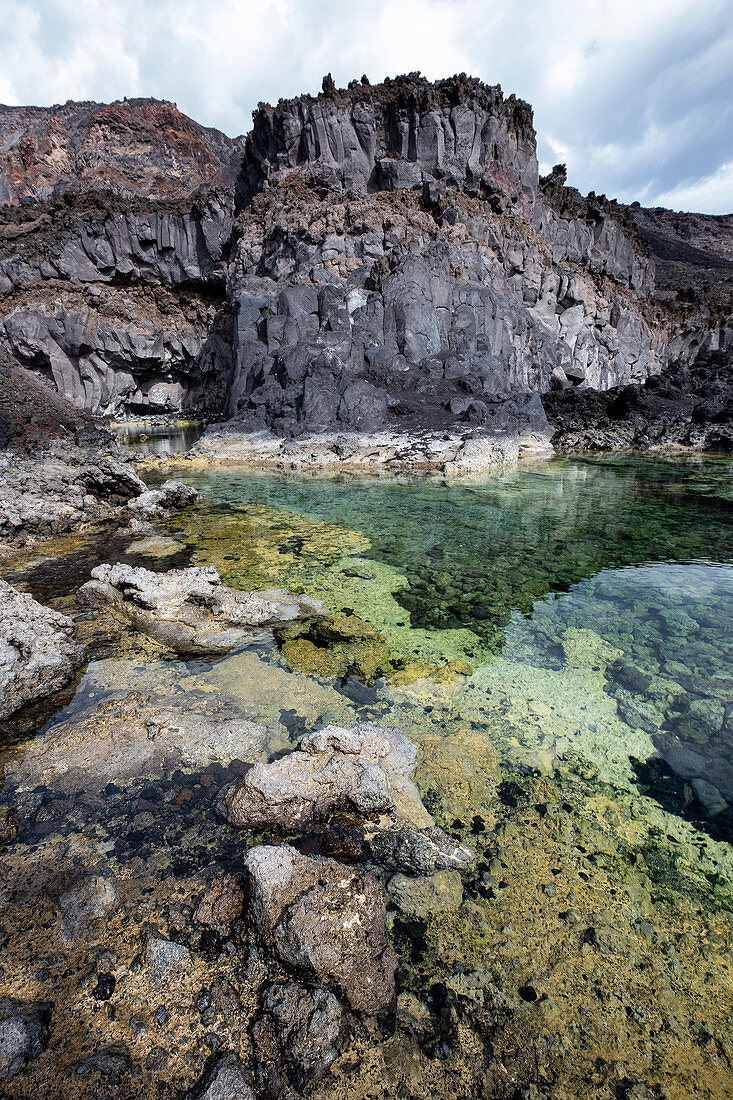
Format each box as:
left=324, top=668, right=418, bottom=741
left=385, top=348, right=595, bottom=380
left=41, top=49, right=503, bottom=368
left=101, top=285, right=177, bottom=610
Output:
left=0, top=74, right=730, bottom=452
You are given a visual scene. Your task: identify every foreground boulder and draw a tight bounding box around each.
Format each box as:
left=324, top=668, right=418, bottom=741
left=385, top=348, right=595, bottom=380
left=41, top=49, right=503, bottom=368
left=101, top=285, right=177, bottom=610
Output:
left=225, top=723, right=473, bottom=874
left=252, top=982, right=344, bottom=1095
left=77, top=563, right=325, bottom=655
left=225, top=723, right=410, bottom=830
left=0, top=579, right=83, bottom=721
left=246, top=845, right=397, bottom=1014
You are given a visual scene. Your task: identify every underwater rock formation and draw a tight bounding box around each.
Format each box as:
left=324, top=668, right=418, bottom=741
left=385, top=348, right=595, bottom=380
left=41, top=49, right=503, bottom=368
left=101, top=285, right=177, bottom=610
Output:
left=3, top=690, right=273, bottom=792
left=77, top=563, right=326, bottom=654
left=0, top=578, right=83, bottom=720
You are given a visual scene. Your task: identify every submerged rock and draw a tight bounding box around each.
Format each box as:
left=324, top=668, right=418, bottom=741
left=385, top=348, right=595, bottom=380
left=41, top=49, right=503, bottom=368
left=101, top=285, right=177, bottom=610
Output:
left=77, top=563, right=325, bottom=655
left=387, top=869, right=463, bottom=917
left=58, top=876, right=117, bottom=944
left=0, top=998, right=50, bottom=1083
left=193, top=875, right=245, bottom=936
left=0, top=578, right=84, bottom=720
left=4, top=690, right=272, bottom=792
left=252, top=982, right=344, bottom=1096
left=144, top=934, right=193, bottom=984
left=245, top=845, right=397, bottom=1014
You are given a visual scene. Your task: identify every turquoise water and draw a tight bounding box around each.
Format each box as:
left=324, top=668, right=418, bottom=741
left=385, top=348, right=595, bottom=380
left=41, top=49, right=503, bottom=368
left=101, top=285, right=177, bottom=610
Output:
left=178, top=456, right=733, bottom=647
left=2, top=453, right=733, bottom=1099
left=162, top=454, right=733, bottom=837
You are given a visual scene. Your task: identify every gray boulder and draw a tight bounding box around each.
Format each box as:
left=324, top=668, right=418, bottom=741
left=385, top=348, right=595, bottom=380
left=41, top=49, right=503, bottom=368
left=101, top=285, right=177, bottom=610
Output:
left=77, top=563, right=325, bottom=655
left=0, top=578, right=83, bottom=720
left=59, top=876, right=117, bottom=944
left=224, top=723, right=408, bottom=830
left=225, top=723, right=474, bottom=875
left=126, top=479, right=199, bottom=520
left=252, top=982, right=344, bottom=1095
left=0, top=998, right=50, bottom=1083
left=245, top=845, right=397, bottom=1014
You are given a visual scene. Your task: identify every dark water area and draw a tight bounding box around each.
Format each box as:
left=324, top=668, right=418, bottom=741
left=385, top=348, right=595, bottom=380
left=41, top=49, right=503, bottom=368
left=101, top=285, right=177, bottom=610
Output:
left=113, top=419, right=206, bottom=456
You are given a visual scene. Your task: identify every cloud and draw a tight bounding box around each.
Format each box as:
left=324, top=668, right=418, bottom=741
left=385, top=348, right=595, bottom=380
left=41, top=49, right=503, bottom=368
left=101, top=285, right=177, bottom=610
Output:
left=0, top=0, right=730, bottom=213
left=652, top=160, right=733, bottom=215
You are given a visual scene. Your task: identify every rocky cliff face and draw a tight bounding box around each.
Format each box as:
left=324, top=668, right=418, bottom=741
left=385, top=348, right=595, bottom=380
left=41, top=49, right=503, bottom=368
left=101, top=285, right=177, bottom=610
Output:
left=0, top=75, right=729, bottom=444
left=0, top=98, right=244, bottom=205
left=225, top=75, right=659, bottom=438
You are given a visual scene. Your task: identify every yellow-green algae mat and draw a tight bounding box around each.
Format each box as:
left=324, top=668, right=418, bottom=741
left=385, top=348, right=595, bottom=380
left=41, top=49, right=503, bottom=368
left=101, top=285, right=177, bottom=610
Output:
left=165, top=501, right=482, bottom=683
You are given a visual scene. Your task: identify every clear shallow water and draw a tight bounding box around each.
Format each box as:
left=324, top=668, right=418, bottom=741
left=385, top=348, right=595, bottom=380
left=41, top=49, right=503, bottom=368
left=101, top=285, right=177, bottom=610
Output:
left=2, top=454, right=733, bottom=1099
left=161, top=455, right=733, bottom=837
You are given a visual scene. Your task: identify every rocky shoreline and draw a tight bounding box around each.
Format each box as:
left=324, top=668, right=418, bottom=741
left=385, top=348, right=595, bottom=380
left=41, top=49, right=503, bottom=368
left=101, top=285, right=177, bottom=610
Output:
left=0, top=68, right=731, bottom=1100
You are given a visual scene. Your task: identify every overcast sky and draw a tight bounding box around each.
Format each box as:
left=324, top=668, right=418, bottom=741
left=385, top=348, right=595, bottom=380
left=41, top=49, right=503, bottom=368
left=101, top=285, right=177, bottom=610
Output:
left=1, top=0, right=731, bottom=213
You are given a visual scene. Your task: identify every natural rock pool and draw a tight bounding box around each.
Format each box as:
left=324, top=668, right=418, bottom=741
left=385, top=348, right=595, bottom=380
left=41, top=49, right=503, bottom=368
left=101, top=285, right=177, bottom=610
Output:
left=1, top=453, right=732, bottom=1099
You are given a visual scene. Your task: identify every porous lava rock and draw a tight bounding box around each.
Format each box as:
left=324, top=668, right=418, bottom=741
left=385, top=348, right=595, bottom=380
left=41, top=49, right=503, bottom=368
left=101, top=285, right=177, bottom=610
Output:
left=77, top=563, right=326, bottom=654
left=252, top=981, right=344, bottom=1096
left=245, top=844, right=397, bottom=1014
left=0, top=578, right=83, bottom=720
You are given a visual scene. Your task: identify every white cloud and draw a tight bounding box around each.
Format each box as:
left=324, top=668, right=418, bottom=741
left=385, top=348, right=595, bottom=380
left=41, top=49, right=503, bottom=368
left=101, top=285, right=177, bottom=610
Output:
left=0, top=0, right=730, bottom=213
left=652, top=160, right=733, bottom=214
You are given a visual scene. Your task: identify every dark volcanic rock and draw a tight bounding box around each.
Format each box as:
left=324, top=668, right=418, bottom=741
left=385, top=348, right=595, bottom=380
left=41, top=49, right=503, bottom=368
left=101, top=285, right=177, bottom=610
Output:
left=240, top=73, right=539, bottom=213
left=0, top=75, right=730, bottom=450
left=252, top=982, right=344, bottom=1096
left=544, top=350, right=733, bottom=453
left=245, top=844, right=397, bottom=1014
left=186, top=1054, right=254, bottom=1100
left=0, top=997, right=50, bottom=1083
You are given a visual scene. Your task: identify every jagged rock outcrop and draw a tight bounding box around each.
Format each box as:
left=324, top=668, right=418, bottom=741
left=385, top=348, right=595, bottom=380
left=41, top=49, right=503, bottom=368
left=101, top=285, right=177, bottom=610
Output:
left=0, top=442, right=148, bottom=543
left=0, top=75, right=729, bottom=448
left=239, top=74, right=539, bottom=214
left=0, top=579, right=84, bottom=720
left=0, top=98, right=244, bottom=206
left=77, top=563, right=326, bottom=654
left=224, top=75, right=661, bottom=442
left=0, top=190, right=234, bottom=416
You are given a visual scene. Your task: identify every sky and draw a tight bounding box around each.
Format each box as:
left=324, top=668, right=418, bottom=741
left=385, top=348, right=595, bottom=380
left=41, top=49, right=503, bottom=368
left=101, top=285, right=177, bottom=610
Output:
left=0, top=0, right=731, bottom=213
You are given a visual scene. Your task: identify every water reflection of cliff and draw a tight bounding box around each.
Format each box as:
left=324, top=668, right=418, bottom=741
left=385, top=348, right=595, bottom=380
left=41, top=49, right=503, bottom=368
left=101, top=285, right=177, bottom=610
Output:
left=185, top=455, right=733, bottom=652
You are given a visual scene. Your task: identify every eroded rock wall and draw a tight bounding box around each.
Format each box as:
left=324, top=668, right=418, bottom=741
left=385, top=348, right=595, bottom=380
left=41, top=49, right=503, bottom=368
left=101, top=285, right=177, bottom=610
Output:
left=224, top=76, right=661, bottom=437
left=0, top=192, right=234, bottom=416
left=0, top=77, right=728, bottom=437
